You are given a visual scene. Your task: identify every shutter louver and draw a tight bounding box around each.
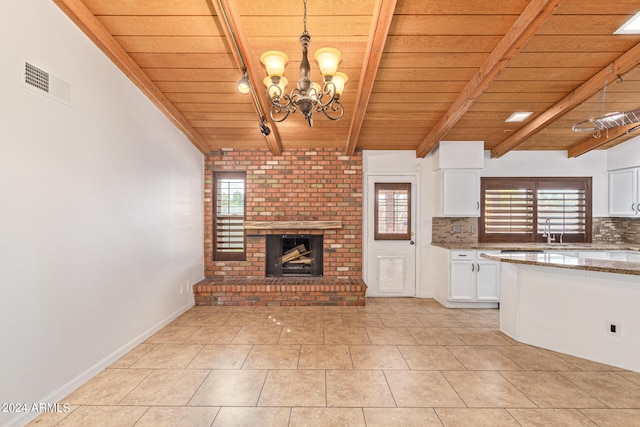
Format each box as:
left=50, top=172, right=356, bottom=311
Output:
left=537, top=189, right=587, bottom=235
left=480, top=177, right=591, bottom=243
left=484, top=189, right=534, bottom=235
left=215, top=175, right=245, bottom=260
left=216, top=216, right=245, bottom=251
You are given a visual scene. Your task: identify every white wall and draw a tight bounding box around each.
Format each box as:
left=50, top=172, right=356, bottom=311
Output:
left=363, top=148, right=611, bottom=298
left=0, top=1, right=204, bottom=426
left=607, top=134, right=640, bottom=171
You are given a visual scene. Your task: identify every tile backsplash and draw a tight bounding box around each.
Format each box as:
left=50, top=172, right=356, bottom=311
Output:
left=626, top=218, right=640, bottom=244
left=592, top=217, right=627, bottom=244
left=433, top=216, right=640, bottom=244
left=432, top=217, right=478, bottom=243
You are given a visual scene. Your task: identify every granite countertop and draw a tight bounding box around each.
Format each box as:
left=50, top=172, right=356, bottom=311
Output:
left=480, top=252, right=640, bottom=276
left=431, top=242, right=640, bottom=252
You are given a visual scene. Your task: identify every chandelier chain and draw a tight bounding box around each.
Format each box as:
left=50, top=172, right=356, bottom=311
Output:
left=303, top=0, right=308, bottom=33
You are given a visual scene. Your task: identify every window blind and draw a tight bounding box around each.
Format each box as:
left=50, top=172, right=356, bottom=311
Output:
left=537, top=189, right=587, bottom=235
left=479, top=177, right=591, bottom=243
left=484, top=188, right=534, bottom=235
left=374, top=183, right=411, bottom=240
left=214, top=175, right=245, bottom=260
left=216, top=215, right=244, bottom=252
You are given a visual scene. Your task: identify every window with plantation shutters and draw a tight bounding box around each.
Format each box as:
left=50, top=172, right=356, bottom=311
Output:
left=214, top=172, right=245, bottom=261
left=537, top=184, right=588, bottom=239
left=479, top=177, right=591, bottom=243
left=481, top=180, right=535, bottom=242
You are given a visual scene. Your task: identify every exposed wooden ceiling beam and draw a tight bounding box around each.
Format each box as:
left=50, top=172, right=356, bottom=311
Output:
left=491, top=40, right=640, bottom=158
left=345, top=0, right=397, bottom=156
left=567, top=124, right=640, bottom=158
left=52, top=0, right=211, bottom=154
left=211, top=0, right=282, bottom=156
left=415, top=0, right=563, bottom=158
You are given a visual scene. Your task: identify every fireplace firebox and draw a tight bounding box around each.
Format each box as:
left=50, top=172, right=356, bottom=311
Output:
left=266, top=234, right=323, bottom=277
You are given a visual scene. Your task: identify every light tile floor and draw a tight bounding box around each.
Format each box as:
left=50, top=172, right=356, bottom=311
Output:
left=28, top=298, right=640, bottom=426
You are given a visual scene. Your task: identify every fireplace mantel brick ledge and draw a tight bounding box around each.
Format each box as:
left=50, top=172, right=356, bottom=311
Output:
left=193, top=277, right=367, bottom=306
left=243, top=220, right=342, bottom=230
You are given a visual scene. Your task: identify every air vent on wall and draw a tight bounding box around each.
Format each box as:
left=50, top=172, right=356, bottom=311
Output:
left=22, top=61, right=71, bottom=105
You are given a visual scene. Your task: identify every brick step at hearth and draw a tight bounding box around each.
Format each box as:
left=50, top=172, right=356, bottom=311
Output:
left=193, top=277, right=367, bottom=306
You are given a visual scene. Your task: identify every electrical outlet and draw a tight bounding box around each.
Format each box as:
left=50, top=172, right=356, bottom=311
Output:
left=471, top=225, right=477, bottom=233
left=607, top=322, right=620, bottom=336
left=453, top=225, right=462, bottom=233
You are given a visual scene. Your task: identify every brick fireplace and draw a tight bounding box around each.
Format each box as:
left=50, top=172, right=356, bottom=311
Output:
left=195, top=149, right=366, bottom=305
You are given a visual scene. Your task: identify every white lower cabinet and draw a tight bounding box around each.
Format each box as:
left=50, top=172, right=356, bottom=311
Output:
left=476, top=259, right=500, bottom=301
left=450, top=255, right=475, bottom=301
left=434, top=249, right=500, bottom=307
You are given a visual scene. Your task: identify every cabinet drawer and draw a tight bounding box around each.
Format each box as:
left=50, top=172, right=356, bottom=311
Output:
left=451, top=250, right=475, bottom=260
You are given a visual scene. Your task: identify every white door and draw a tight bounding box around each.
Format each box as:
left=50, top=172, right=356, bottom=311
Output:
left=366, top=175, right=417, bottom=297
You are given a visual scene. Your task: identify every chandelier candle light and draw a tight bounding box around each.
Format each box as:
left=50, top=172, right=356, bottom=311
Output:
left=260, top=0, right=347, bottom=126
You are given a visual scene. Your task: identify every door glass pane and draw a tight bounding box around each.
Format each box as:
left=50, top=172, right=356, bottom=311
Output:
left=374, top=183, right=411, bottom=240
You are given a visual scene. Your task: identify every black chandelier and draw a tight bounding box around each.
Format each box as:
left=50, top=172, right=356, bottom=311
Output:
left=260, top=0, right=348, bottom=127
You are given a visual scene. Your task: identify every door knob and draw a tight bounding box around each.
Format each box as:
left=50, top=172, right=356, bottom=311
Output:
left=409, top=240, right=415, bottom=245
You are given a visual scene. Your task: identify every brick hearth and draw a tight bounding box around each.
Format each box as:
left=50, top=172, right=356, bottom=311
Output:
left=193, top=277, right=367, bottom=306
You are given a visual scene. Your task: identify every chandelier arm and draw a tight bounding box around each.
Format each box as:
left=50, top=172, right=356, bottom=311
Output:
left=312, top=81, right=338, bottom=108
left=317, top=99, right=345, bottom=121
left=270, top=105, right=293, bottom=122
left=267, top=86, right=294, bottom=111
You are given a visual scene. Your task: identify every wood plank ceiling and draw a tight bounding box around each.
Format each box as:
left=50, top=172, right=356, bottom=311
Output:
left=53, top=0, right=640, bottom=158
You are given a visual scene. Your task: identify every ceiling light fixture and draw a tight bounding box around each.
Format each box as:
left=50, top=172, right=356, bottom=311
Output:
left=505, top=112, right=533, bottom=122
left=260, top=0, right=348, bottom=127
left=237, top=67, right=251, bottom=95
left=614, top=11, right=640, bottom=34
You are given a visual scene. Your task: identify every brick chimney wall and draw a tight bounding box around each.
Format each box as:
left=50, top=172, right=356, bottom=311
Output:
left=204, top=149, right=363, bottom=279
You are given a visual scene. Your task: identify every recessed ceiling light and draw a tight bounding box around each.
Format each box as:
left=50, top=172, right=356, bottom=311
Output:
left=615, top=11, right=640, bottom=34
left=505, top=112, right=533, bottom=122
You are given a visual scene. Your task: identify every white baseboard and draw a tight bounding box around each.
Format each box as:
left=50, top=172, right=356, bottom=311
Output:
left=2, top=301, right=194, bottom=427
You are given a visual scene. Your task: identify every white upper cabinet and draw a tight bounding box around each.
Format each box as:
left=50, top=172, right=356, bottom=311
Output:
left=439, top=169, right=481, bottom=217
left=609, top=168, right=640, bottom=217
left=433, top=141, right=483, bottom=217
left=432, top=141, right=484, bottom=170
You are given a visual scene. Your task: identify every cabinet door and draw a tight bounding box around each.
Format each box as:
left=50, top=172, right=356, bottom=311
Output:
left=476, top=260, right=500, bottom=301
left=442, top=169, right=480, bottom=217
left=609, top=168, right=637, bottom=217
left=450, top=261, right=475, bottom=301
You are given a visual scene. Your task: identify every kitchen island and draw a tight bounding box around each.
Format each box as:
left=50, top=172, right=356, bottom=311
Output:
left=482, top=251, right=640, bottom=372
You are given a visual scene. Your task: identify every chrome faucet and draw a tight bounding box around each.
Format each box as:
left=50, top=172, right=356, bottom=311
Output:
left=543, top=218, right=555, bottom=244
